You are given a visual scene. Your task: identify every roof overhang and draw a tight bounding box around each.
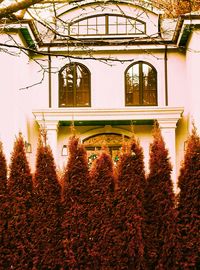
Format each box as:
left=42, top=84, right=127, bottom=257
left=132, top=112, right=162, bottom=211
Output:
left=0, top=19, right=41, bottom=50
left=174, top=15, right=200, bottom=46
left=3, top=12, right=200, bottom=53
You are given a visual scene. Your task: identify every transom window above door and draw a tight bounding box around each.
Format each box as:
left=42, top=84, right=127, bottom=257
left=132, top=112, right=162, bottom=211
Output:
left=83, top=133, right=130, bottom=165
left=68, top=14, right=146, bottom=36
left=59, top=62, right=91, bottom=107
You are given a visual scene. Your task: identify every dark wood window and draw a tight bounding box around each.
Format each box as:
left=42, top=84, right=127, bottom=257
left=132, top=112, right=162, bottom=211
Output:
left=69, top=14, right=145, bottom=36
left=59, top=63, right=91, bottom=107
left=125, top=61, right=157, bottom=106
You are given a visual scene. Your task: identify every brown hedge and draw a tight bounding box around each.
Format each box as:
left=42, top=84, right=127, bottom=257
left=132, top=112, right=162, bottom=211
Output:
left=177, top=126, right=200, bottom=269
left=7, top=134, right=34, bottom=269
left=33, top=141, right=64, bottom=269
left=144, top=123, right=179, bottom=270
left=62, top=136, right=92, bottom=269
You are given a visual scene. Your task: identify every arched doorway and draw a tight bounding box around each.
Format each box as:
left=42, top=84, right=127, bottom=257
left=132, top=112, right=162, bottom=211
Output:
left=83, top=133, right=130, bottom=164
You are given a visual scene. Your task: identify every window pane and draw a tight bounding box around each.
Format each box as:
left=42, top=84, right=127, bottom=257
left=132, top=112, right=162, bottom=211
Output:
left=143, top=91, right=156, bottom=105
left=76, top=92, right=89, bottom=106
left=118, top=16, right=126, bottom=25
left=88, top=17, right=96, bottom=25
left=126, top=62, right=157, bottom=106
left=65, top=92, right=74, bottom=106
left=87, top=18, right=97, bottom=34
left=70, top=24, right=79, bottom=35
left=109, top=15, right=117, bottom=24
left=59, top=63, right=90, bottom=107
left=130, top=64, right=140, bottom=90
left=88, top=26, right=97, bottom=35
left=79, top=25, right=88, bottom=35
left=65, top=66, right=74, bottom=106
left=118, top=24, right=126, bottom=34
left=117, top=16, right=126, bottom=34
left=97, top=25, right=105, bottom=34
left=142, top=64, right=149, bottom=91
left=96, top=16, right=105, bottom=34
left=75, top=64, right=90, bottom=106
left=142, top=64, right=156, bottom=91
left=127, top=21, right=136, bottom=34
left=97, top=16, right=105, bottom=24
left=142, top=64, right=157, bottom=105
left=109, top=25, right=117, bottom=34
left=126, top=64, right=140, bottom=105
left=136, top=22, right=145, bottom=33
left=79, top=20, right=86, bottom=26
left=132, top=91, right=140, bottom=105
left=59, top=70, right=74, bottom=107
left=108, top=16, right=117, bottom=34
left=59, top=76, right=66, bottom=106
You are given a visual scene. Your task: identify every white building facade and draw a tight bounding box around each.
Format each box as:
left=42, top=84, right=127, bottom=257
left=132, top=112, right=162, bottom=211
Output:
left=0, top=0, right=200, bottom=188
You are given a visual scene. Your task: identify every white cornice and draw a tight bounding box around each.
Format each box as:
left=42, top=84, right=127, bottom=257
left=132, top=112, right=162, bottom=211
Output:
left=33, top=107, right=183, bottom=126
left=175, top=17, right=200, bottom=46
left=39, top=43, right=177, bottom=53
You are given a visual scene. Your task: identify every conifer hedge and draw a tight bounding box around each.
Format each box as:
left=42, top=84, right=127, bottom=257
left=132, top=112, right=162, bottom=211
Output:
left=0, top=142, right=8, bottom=269
left=7, top=134, right=34, bottom=269
left=62, top=136, right=92, bottom=269
left=114, top=136, right=146, bottom=269
left=0, top=126, right=199, bottom=269
left=33, top=138, right=64, bottom=269
left=89, top=147, right=116, bottom=269
left=177, top=126, right=200, bottom=269
left=144, top=123, right=179, bottom=270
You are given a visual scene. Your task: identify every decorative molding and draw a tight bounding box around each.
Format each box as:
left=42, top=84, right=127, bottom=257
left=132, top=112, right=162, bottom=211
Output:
left=157, top=119, right=178, bottom=129
left=83, top=133, right=129, bottom=147
left=81, top=126, right=133, bottom=142
left=33, top=107, right=184, bottom=127
left=37, top=119, right=59, bottom=131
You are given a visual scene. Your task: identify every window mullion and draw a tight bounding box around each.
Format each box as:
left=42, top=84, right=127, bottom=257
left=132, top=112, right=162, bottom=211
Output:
left=106, top=15, right=109, bottom=34
left=139, top=62, right=143, bottom=105
left=87, top=18, right=88, bottom=35
left=96, top=16, right=97, bottom=34
left=73, top=64, right=76, bottom=106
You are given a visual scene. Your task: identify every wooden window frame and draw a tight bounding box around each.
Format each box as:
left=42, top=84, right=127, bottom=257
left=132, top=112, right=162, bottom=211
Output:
left=125, top=61, right=157, bottom=106
left=68, top=14, right=146, bottom=36
left=59, top=62, right=91, bottom=108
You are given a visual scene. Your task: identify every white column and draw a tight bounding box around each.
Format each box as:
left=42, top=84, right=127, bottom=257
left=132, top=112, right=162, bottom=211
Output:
left=42, top=120, right=59, bottom=162
left=158, top=119, right=177, bottom=192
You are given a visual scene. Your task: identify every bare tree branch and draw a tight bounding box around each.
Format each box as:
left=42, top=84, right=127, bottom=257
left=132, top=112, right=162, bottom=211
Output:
left=19, top=68, right=46, bottom=90
left=0, top=0, right=199, bottom=91
left=0, top=41, right=135, bottom=63
left=0, top=0, right=44, bottom=19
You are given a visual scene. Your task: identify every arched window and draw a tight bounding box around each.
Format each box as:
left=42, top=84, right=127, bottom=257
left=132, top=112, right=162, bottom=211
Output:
left=125, top=61, right=157, bottom=106
left=83, top=133, right=130, bottom=165
left=59, top=62, right=91, bottom=107
left=69, top=14, right=146, bottom=36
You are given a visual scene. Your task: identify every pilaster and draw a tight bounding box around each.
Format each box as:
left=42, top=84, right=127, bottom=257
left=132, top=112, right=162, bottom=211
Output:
left=158, top=119, right=177, bottom=191
left=38, top=120, right=59, bottom=161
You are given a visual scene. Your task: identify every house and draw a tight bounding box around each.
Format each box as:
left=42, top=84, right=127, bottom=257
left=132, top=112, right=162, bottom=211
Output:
left=0, top=0, right=200, bottom=189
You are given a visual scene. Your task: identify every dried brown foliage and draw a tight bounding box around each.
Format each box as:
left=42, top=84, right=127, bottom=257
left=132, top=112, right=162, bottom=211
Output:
left=33, top=139, right=64, bottom=269
left=144, top=122, right=179, bottom=270
left=114, top=136, right=146, bottom=269
left=177, top=125, right=200, bottom=269
left=7, top=134, right=34, bottom=269
left=62, top=136, right=92, bottom=269
left=0, top=142, right=8, bottom=268
left=89, top=146, right=117, bottom=269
